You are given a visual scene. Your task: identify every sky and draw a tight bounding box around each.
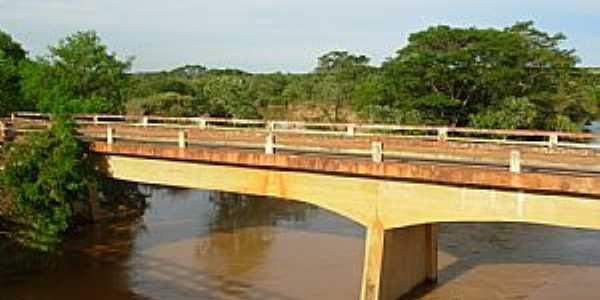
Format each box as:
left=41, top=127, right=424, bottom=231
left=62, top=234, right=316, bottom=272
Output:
left=1, top=0, right=599, bottom=73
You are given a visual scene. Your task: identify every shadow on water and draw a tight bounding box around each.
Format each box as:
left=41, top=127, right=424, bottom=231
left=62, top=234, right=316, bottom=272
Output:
left=0, top=186, right=347, bottom=300
left=128, top=189, right=363, bottom=300
left=404, top=222, right=600, bottom=300
left=0, top=217, right=151, bottom=300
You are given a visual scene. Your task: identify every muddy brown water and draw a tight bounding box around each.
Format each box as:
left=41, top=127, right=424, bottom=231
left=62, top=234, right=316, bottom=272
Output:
left=2, top=187, right=600, bottom=300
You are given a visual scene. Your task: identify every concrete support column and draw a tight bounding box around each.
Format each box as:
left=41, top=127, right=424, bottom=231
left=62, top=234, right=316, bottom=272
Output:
left=361, top=223, right=438, bottom=300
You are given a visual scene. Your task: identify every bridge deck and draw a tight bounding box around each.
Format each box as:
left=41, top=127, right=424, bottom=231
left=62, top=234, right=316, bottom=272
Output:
left=3, top=112, right=600, bottom=197
left=90, top=140, right=600, bottom=197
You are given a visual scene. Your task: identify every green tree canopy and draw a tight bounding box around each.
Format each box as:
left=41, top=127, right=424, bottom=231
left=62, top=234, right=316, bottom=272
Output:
left=202, top=75, right=261, bottom=118
left=1, top=118, right=98, bottom=251
left=21, top=31, right=132, bottom=114
left=0, top=30, right=26, bottom=62
left=169, top=65, right=207, bottom=78
left=0, top=29, right=28, bottom=116
left=315, top=51, right=372, bottom=121
left=375, top=21, right=594, bottom=129
left=315, top=51, right=370, bottom=74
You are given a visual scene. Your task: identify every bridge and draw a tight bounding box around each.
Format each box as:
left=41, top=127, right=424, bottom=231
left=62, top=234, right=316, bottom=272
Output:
left=3, top=112, right=600, bottom=300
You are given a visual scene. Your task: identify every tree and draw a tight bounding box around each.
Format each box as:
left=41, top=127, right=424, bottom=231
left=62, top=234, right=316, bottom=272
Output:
left=469, top=97, right=537, bottom=129
left=315, top=51, right=371, bottom=121
left=21, top=31, right=132, bottom=114
left=381, top=21, right=590, bottom=129
left=248, top=73, right=288, bottom=111
left=352, top=72, right=423, bottom=124
left=0, top=30, right=28, bottom=116
left=315, top=51, right=370, bottom=73
left=0, top=30, right=26, bottom=62
left=170, top=64, right=207, bottom=78
left=202, top=75, right=260, bottom=118
left=1, top=118, right=98, bottom=251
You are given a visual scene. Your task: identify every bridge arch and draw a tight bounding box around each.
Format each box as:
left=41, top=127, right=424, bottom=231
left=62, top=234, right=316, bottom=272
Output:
left=104, top=154, right=600, bottom=232
left=102, top=155, right=378, bottom=226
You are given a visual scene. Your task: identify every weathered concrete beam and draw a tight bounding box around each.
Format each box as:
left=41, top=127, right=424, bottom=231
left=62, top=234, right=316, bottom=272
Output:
left=91, top=142, right=600, bottom=196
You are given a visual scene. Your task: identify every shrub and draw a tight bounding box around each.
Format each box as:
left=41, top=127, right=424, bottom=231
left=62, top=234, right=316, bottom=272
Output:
left=0, top=117, right=98, bottom=251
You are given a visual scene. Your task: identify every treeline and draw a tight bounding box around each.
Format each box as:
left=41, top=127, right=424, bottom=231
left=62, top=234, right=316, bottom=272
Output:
left=1, top=21, right=600, bottom=130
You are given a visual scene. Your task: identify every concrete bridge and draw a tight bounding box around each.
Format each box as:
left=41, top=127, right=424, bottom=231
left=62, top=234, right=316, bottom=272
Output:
left=3, top=112, right=600, bottom=300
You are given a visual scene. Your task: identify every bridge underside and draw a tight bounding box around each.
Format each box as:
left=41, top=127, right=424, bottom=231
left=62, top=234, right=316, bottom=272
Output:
left=102, top=154, right=600, bottom=300
left=104, top=155, right=600, bottom=231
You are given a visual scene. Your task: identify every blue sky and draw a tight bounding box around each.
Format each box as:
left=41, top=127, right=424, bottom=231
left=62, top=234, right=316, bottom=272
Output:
left=1, top=0, right=599, bottom=72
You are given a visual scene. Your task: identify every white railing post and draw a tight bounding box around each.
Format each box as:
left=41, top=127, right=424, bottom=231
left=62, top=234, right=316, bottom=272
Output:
left=107, top=127, right=115, bottom=144
left=265, top=133, right=276, bottom=155
left=371, top=141, right=383, bottom=163
left=93, top=115, right=99, bottom=125
left=198, top=118, right=207, bottom=129
left=266, top=121, right=275, bottom=132
left=437, top=127, right=448, bottom=142
left=10, top=113, right=15, bottom=122
left=142, top=116, right=149, bottom=127
left=548, top=134, right=558, bottom=149
left=510, top=150, right=521, bottom=173
left=178, top=130, right=188, bottom=149
left=347, top=124, right=356, bottom=137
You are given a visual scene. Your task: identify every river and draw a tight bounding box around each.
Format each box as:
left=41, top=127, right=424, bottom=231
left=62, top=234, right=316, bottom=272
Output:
left=1, top=186, right=600, bottom=300
left=1, top=124, right=600, bottom=300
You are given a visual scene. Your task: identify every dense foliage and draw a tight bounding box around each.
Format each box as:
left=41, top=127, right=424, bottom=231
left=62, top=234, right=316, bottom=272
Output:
left=124, top=22, right=600, bottom=129
left=355, top=22, right=600, bottom=129
left=0, top=118, right=97, bottom=251
left=0, top=30, right=29, bottom=116
left=20, top=31, right=132, bottom=114
left=3, top=22, right=599, bottom=129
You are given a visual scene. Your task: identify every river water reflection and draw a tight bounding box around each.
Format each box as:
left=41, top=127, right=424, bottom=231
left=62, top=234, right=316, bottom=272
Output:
left=2, top=186, right=600, bottom=300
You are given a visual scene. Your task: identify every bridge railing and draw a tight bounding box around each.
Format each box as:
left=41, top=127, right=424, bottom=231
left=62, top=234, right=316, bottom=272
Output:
left=8, top=111, right=600, bottom=147
left=4, top=112, right=600, bottom=174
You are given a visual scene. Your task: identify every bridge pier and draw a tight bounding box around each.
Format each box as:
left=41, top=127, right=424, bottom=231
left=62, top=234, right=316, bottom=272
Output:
left=361, top=223, right=438, bottom=300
